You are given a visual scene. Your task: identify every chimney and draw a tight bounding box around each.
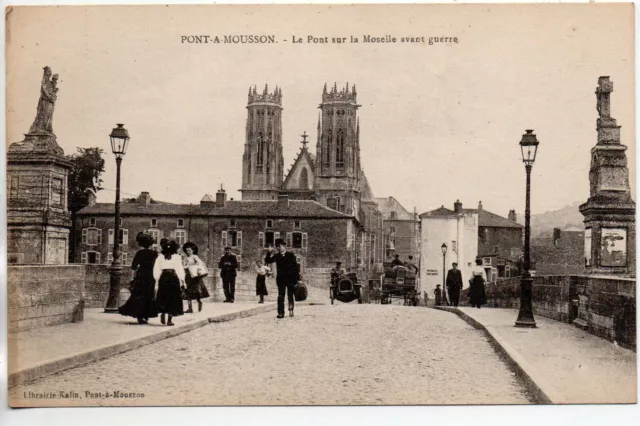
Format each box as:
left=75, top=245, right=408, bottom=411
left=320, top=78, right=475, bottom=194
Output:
left=87, top=191, right=97, bottom=207
left=138, top=191, right=151, bottom=207
left=478, top=201, right=483, bottom=211
left=216, top=186, right=227, bottom=207
left=508, top=210, right=517, bottom=222
left=453, top=199, right=462, bottom=214
left=553, top=228, right=562, bottom=246
left=278, top=194, right=290, bottom=208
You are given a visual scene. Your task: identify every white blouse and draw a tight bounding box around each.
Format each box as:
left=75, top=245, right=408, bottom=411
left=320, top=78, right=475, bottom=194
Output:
left=153, top=254, right=186, bottom=282
left=255, top=265, right=271, bottom=276
left=471, top=265, right=487, bottom=282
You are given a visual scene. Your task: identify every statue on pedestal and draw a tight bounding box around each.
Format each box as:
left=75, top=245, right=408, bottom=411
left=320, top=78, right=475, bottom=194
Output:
left=28, top=66, right=59, bottom=135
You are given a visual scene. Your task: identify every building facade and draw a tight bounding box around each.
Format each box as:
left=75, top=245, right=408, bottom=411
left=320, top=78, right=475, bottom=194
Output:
left=374, top=196, right=420, bottom=262
left=419, top=200, right=524, bottom=303
left=531, top=227, right=586, bottom=275
left=419, top=205, right=478, bottom=303
left=75, top=189, right=359, bottom=275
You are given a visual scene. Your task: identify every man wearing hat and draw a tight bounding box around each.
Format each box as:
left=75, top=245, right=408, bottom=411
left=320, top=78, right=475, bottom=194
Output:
left=218, top=246, right=238, bottom=303
left=330, top=261, right=346, bottom=283
left=446, top=262, right=463, bottom=307
left=265, top=238, right=300, bottom=318
left=330, top=261, right=346, bottom=300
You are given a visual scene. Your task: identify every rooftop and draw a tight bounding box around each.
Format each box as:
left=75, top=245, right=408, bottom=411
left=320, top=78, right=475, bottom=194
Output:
left=420, top=202, right=523, bottom=229
left=78, top=197, right=354, bottom=219
left=374, top=196, right=415, bottom=220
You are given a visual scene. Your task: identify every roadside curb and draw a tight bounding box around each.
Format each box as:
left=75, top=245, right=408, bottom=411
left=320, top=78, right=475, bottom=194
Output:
left=8, top=303, right=276, bottom=388
left=435, top=306, right=563, bottom=404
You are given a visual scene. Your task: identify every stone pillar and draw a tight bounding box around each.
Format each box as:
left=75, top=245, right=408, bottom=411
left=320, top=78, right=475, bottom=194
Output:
left=7, top=133, right=72, bottom=264
left=579, top=77, right=635, bottom=277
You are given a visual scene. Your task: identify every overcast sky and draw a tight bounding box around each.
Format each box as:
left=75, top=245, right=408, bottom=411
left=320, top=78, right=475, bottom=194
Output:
left=6, top=4, right=635, bottom=217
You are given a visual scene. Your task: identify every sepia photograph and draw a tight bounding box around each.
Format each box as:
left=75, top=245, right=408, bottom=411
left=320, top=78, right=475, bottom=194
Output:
left=2, top=1, right=637, bottom=413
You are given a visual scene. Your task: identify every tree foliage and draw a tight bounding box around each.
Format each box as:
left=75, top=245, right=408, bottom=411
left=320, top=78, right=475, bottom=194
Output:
left=67, top=147, right=106, bottom=213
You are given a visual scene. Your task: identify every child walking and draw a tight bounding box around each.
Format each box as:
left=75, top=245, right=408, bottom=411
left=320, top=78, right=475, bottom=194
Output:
left=255, top=260, right=271, bottom=304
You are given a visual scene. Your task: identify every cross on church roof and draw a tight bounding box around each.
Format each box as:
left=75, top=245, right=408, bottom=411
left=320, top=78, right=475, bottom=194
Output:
left=300, top=131, right=309, bottom=149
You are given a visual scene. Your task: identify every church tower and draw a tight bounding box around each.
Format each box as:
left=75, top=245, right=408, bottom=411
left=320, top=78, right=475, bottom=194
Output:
left=240, top=84, right=284, bottom=200
left=314, top=82, right=362, bottom=216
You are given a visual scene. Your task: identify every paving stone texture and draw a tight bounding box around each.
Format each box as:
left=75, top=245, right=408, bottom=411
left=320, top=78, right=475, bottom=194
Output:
left=9, top=304, right=532, bottom=406
left=455, top=307, right=637, bottom=404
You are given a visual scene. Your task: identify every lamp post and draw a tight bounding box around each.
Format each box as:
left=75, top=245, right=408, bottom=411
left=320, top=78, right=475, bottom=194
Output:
left=104, top=124, right=130, bottom=313
left=441, top=243, right=448, bottom=306
left=515, top=129, right=538, bottom=328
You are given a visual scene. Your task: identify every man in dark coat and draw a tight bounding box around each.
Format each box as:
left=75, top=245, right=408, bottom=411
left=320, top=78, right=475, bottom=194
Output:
left=391, top=254, right=403, bottom=266
left=446, top=262, right=463, bottom=307
left=218, top=246, right=238, bottom=303
left=265, top=238, right=300, bottom=318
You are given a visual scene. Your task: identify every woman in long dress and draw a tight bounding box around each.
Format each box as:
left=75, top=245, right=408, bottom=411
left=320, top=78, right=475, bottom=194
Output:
left=469, top=258, right=488, bottom=308
left=182, top=242, right=210, bottom=313
left=118, top=232, right=158, bottom=324
left=153, top=239, right=185, bottom=326
left=255, top=260, right=270, bottom=304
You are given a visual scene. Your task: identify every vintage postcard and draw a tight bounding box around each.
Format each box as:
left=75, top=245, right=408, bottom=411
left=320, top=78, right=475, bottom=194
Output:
left=4, top=3, right=636, bottom=409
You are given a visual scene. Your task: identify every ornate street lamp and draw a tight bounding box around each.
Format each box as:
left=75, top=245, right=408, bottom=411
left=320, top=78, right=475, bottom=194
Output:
left=105, top=124, right=130, bottom=313
left=441, top=243, right=448, bottom=306
left=515, top=129, right=538, bottom=327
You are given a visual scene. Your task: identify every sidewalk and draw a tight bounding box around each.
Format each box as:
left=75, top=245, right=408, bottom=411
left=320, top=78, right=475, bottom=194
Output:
left=8, top=301, right=276, bottom=388
left=438, top=306, right=637, bottom=404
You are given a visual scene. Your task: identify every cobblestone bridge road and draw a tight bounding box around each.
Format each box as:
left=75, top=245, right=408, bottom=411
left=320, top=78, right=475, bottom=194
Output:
left=10, top=305, right=533, bottom=406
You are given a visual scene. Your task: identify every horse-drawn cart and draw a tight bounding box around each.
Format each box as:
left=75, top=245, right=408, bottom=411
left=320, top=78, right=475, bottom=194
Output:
left=380, top=263, right=418, bottom=306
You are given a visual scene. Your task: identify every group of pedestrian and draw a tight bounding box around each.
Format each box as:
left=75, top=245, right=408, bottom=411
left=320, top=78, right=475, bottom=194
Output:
left=435, top=258, right=487, bottom=308
left=119, top=233, right=301, bottom=324
left=118, top=232, right=210, bottom=326
left=223, top=237, right=300, bottom=317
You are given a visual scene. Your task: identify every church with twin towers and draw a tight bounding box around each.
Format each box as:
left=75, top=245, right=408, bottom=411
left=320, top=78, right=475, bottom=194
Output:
left=240, top=82, right=373, bottom=220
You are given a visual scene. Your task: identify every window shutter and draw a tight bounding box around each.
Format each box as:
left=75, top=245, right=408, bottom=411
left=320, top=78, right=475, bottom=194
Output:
left=122, top=253, right=128, bottom=265
left=237, top=231, right=243, bottom=247
left=107, top=253, right=113, bottom=264
left=81, top=252, right=87, bottom=264
left=286, top=232, right=292, bottom=248
left=97, top=229, right=102, bottom=245
left=123, top=229, right=129, bottom=245
left=259, top=232, right=265, bottom=248
left=274, top=231, right=280, bottom=242
left=222, top=231, right=227, bottom=248
left=82, top=229, right=87, bottom=244
left=302, top=232, right=308, bottom=249
left=108, top=229, right=114, bottom=245
left=96, top=253, right=101, bottom=264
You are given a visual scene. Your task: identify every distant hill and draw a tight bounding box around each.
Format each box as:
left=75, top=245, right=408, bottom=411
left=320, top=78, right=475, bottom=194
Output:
left=517, top=201, right=585, bottom=237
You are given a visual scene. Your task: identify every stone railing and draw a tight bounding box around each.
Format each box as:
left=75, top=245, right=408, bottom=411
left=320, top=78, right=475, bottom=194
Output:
left=461, top=275, right=636, bottom=350
left=85, top=265, right=329, bottom=304
left=8, top=265, right=85, bottom=333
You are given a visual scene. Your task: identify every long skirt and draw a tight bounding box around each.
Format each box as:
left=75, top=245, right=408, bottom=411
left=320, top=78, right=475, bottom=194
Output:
left=156, top=270, right=184, bottom=316
left=184, top=271, right=210, bottom=300
left=469, top=275, right=487, bottom=307
left=118, top=274, right=158, bottom=319
left=256, top=274, right=269, bottom=296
